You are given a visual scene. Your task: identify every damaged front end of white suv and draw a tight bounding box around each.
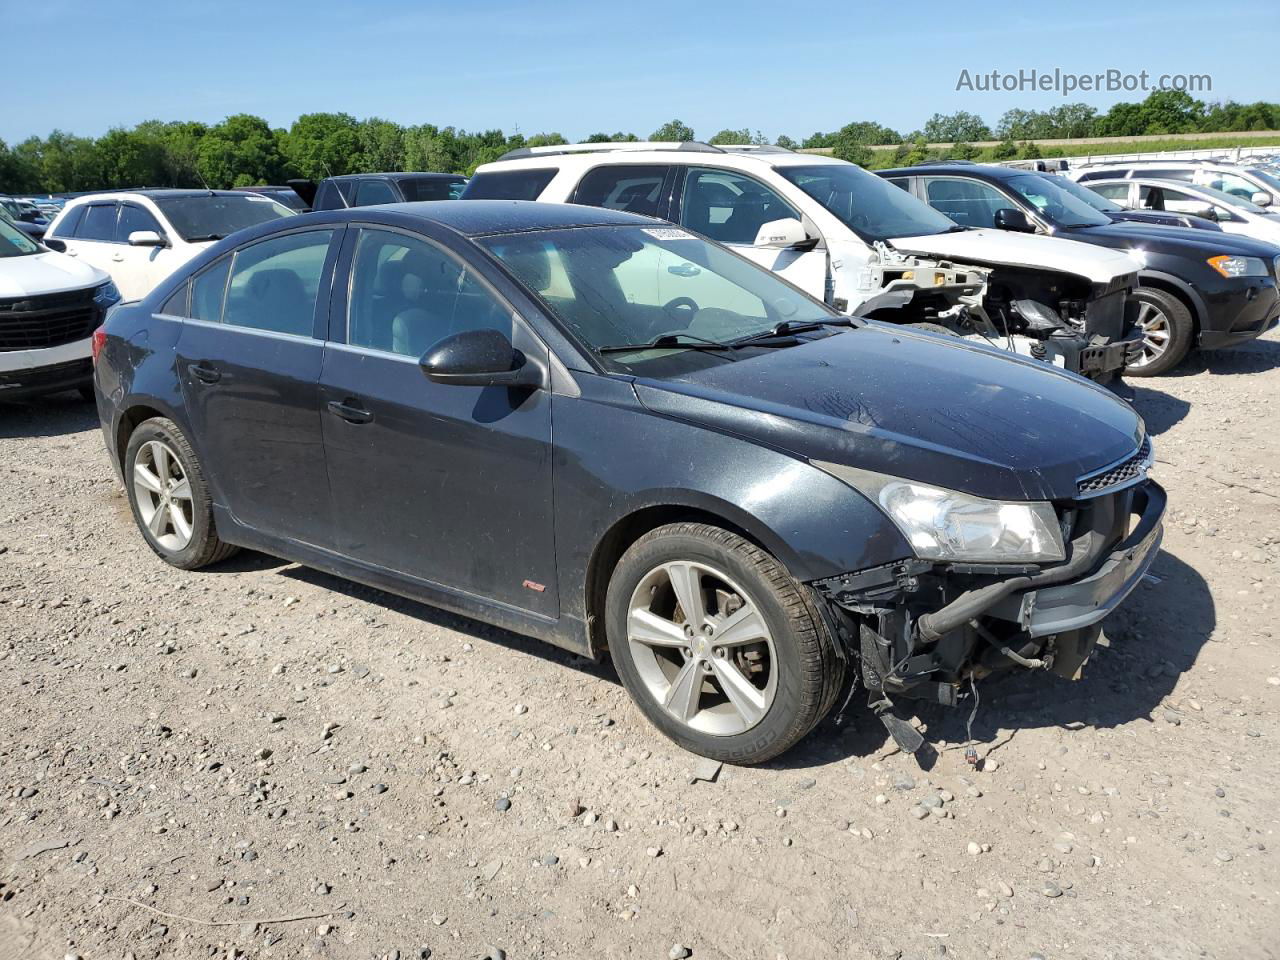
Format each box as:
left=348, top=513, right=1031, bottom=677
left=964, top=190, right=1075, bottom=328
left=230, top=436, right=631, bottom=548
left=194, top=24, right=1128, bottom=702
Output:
left=844, top=241, right=1141, bottom=385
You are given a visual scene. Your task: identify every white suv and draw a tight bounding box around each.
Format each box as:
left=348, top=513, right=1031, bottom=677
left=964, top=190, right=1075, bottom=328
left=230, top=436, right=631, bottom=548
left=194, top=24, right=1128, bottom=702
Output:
left=465, top=144, right=1142, bottom=381
left=43, top=189, right=296, bottom=302
left=0, top=211, right=118, bottom=401
left=1072, top=160, right=1280, bottom=208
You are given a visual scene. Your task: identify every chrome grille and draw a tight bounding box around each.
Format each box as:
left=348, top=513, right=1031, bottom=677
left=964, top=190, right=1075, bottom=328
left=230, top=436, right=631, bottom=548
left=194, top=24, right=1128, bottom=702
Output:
left=1077, top=437, right=1152, bottom=497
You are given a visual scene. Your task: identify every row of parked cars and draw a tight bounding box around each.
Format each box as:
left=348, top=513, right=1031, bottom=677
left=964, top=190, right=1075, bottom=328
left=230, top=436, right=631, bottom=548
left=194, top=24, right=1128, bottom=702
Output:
left=4, top=143, right=1277, bottom=763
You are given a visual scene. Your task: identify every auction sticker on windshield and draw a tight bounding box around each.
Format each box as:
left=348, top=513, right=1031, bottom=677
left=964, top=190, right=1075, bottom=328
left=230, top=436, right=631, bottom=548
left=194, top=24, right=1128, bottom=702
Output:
left=642, top=228, right=695, bottom=241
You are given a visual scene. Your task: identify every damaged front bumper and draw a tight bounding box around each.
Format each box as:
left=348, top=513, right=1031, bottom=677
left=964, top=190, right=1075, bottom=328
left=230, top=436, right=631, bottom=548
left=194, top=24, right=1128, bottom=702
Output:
left=813, top=480, right=1166, bottom=709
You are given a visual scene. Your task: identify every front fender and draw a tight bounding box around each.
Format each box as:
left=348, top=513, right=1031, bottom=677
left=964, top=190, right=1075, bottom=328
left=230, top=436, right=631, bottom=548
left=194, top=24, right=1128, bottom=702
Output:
left=551, top=378, right=912, bottom=624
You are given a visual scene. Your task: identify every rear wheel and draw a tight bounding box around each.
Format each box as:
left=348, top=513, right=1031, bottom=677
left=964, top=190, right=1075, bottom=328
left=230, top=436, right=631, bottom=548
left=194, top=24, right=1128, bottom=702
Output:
left=1125, top=287, right=1193, bottom=376
left=606, top=522, right=843, bottom=764
left=124, top=418, right=238, bottom=570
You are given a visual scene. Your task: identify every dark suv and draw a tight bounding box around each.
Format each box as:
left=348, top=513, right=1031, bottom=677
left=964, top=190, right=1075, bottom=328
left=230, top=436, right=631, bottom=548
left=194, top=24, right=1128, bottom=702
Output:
left=92, top=200, right=1165, bottom=764
left=292, top=173, right=467, bottom=211
left=880, top=163, right=1280, bottom=375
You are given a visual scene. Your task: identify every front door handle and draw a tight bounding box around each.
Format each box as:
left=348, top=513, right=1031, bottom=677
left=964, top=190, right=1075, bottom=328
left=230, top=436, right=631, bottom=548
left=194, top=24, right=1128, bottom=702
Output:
left=111, top=252, right=124, bottom=262
left=326, top=399, right=373, bottom=424
left=189, top=363, right=221, bottom=384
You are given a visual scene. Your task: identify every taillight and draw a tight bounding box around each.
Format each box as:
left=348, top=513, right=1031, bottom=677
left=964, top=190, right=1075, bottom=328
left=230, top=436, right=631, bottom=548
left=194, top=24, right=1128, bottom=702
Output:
left=91, top=326, right=107, bottom=365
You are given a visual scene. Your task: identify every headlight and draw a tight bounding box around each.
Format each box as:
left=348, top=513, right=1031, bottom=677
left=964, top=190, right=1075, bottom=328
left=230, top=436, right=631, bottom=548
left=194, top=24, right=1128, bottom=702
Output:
left=93, top=280, right=121, bottom=308
left=813, top=461, right=1066, bottom=563
left=1206, top=255, right=1268, bottom=278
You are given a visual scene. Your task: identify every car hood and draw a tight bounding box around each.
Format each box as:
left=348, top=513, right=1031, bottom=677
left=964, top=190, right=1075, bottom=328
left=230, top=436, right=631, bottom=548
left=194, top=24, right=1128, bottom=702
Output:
left=889, top=228, right=1140, bottom=283
left=0, top=250, right=109, bottom=298
left=1061, top=221, right=1280, bottom=257
left=632, top=325, right=1144, bottom=502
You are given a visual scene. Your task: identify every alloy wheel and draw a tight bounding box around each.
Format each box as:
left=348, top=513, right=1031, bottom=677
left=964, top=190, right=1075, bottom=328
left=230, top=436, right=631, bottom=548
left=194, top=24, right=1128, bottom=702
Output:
left=132, top=440, right=194, bottom=552
left=1130, top=300, right=1172, bottom=370
left=626, top=560, right=777, bottom=736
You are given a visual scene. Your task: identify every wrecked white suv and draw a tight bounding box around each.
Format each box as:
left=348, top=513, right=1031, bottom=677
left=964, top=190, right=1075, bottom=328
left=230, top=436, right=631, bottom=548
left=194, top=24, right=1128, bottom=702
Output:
left=464, top=144, right=1143, bottom=382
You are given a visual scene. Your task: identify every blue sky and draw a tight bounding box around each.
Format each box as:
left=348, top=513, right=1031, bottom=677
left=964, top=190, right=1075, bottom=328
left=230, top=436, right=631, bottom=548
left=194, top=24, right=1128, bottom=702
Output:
left=4, top=0, right=1277, bottom=144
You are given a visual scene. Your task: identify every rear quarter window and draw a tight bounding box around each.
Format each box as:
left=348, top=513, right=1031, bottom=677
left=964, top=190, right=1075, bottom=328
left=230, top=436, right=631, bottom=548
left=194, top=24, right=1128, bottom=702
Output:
left=462, top=169, right=558, bottom=201
left=49, top=204, right=84, bottom=238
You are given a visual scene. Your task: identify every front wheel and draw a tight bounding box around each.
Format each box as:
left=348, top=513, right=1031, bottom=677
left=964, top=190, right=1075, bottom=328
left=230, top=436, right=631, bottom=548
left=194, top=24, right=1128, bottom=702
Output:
left=605, top=523, right=844, bottom=764
left=1125, top=287, right=1193, bottom=376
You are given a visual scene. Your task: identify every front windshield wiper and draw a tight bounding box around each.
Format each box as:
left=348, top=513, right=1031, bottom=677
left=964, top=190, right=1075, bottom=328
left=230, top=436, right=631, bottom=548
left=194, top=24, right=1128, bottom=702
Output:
left=185, top=233, right=226, bottom=242
left=598, top=333, right=735, bottom=354
left=731, top=317, right=856, bottom=346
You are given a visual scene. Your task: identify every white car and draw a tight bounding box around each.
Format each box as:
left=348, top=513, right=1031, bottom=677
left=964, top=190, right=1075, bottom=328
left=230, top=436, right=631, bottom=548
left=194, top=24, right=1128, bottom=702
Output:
left=1084, top=177, right=1280, bottom=247
left=464, top=143, right=1142, bottom=381
left=0, top=212, right=118, bottom=401
left=43, top=189, right=296, bottom=302
left=1072, top=160, right=1280, bottom=208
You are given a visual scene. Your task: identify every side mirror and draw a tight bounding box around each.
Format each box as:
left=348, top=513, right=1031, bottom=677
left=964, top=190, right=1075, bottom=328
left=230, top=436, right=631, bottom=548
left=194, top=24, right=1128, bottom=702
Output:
left=420, top=328, right=542, bottom=388
left=753, top=217, right=811, bottom=250
left=128, top=230, right=166, bottom=247
left=1193, top=206, right=1219, bottom=222
left=42, top=237, right=66, bottom=253
left=993, top=208, right=1035, bottom=233
left=1251, top=191, right=1272, bottom=207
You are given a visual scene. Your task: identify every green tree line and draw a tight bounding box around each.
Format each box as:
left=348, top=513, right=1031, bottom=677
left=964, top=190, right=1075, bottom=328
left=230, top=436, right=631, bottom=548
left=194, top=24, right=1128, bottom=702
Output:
left=3, top=92, right=1279, bottom=194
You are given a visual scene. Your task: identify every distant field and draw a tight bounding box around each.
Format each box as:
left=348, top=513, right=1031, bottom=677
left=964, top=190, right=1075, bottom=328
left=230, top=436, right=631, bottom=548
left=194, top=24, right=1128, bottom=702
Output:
left=797, top=131, right=1280, bottom=169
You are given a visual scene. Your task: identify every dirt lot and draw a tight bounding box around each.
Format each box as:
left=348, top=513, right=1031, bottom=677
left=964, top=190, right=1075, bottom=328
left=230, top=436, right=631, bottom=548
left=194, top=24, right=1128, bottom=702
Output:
left=2, top=333, right=1278, bottom=960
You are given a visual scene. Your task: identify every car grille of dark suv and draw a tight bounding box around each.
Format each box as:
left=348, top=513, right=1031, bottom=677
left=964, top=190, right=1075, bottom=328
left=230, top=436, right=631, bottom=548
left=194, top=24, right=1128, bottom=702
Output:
left=1077, top=437, right=1152, bottom=497
left=0, top=287, right=100, bottom=352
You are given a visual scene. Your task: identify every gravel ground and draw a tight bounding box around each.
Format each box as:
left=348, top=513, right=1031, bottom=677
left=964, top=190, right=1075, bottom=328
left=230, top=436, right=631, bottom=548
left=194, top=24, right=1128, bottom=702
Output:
left=1, top=332, right=1278, bottom=960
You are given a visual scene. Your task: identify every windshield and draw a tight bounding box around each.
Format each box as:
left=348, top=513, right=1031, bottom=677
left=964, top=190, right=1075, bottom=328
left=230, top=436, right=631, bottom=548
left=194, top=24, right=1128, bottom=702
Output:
left=778, top=164, right=958, bottom=241
left=154, top=194, right=296, bottom=242
left=479, top=224, right=841, bottom=373
left=0, top=215, right=40, bottom=257
left=1006, top=174, right=1112, bottom=228
left=1246, top=167, right=1280, bottom=194
left=1048, top=175, right=1123, bottom=213
left=1191, top=183, right=1267, bottom=213
left=398, top=176, right=467, bottom=202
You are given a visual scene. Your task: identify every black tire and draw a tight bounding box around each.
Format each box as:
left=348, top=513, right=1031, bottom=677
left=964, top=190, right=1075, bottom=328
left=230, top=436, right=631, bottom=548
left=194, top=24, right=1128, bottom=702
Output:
left=124, top=417, right=238, bottom=570
left=605, top=522, right=844, bottom=765
left=906, top=322, right=958, bottom=337
left=1125, top=287, right=1194, bottom=377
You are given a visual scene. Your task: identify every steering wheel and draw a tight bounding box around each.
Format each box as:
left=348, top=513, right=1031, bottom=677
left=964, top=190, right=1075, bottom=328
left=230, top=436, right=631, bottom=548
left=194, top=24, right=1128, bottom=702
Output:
left=662, top=296, right=700, bottom=325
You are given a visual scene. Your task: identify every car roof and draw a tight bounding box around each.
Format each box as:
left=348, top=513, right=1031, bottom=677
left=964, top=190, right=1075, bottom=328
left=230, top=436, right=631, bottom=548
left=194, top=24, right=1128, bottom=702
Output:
left=876, top=163, right=1027, bottom=181
left=325, top=172, right=466, bottom=182
left=473, top=145, right=848, bottom=176
left=65, top=189, right=256, bottom=204
left=376, top=199, right=659, bottom=236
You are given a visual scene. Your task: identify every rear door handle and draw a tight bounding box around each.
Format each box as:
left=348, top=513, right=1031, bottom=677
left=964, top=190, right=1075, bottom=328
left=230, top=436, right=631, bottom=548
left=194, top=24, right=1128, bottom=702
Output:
left=326, top=399, right=373, bottom=424
left=111, top=252, right=124, bottom=262
left=189, top=363, right=221, bottom=384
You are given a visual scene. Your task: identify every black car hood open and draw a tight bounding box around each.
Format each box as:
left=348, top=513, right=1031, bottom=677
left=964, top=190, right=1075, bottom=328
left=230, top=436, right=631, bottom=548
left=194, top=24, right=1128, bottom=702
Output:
left=1062, top=220, right=1279, bottom=257
left=632, top=326, right=1144, bottom=502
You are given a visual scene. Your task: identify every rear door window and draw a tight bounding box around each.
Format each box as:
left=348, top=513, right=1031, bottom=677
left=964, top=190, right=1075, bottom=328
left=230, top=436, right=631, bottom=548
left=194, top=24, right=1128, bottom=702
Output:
left=571, top=165, right=671, bottom=217
left=461, top=169, right=558, bottom=200
left=354, top=179, right=399, bottom=207
left=79, top=204, right=119, bottom=241
left=1091, top=183, right=1131, bottom=204
left=223, top=230, right=335, bottom=337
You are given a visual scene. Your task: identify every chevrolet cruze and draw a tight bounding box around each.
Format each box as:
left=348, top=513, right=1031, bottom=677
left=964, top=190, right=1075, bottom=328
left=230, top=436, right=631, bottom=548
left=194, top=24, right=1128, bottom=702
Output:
left=92, top=201, right=1165, bottom=764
